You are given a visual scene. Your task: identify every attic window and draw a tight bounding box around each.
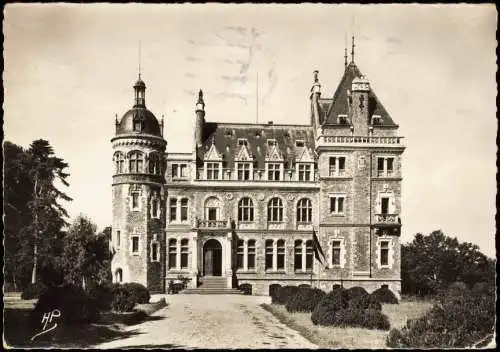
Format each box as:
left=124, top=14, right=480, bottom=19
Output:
left=133, top=116, right=142, bottom=132
left=337, top=115, right=348, bottom=124
left=255, top=131, right=261, bottom=138
left=238, top=138, right=248, bottom=147
left=225, top=130, right=233, bottom=137
left=295, top=140, right=305, bottom=148
left=267, top=139, right=276, bottom=147
left=372, top=115, right=382, bottom=125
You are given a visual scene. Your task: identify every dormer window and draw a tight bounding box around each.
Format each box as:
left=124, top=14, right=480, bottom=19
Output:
left=133, top=115, right=142, bottom=132
left=295, top=140, right=305, bottom=148
left=297, top=163, right=313, bottom=181
left=372, top=115, right=382, bottom=125
left=267, top=163, right=282, bottom=181
left=267, top=139, right=276, bottom=147
left=337, top=114, right=348, bottom=124
left=237, top=162, right=252, bottom=180
left=238, top=138, right=248, bottom=147
left=225, top=130, right=233, bottom=137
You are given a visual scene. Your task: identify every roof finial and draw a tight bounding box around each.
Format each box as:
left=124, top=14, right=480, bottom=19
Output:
left=313, top=70, right=319, bottom=83
left=344, top=32, right=348, bottom=67
left=138, top=40, right=142, bottom=79
left=197, top=89, right=204, bottom=104
left=351, top=35, right=355, bottom=63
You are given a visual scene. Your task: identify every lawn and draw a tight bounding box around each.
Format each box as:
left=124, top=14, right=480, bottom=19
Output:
left=262, top=300, right=434, bottom=349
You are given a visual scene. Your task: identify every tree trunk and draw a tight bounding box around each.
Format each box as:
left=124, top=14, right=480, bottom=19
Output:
left=31, top=170, right=38, bottom=285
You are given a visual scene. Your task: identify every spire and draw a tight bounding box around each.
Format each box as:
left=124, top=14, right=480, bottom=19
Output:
left=344, top=32, right=348, bottom=68
left=196, top=89, right=205, bottom=111
left=351, top=35, right=355, bottom=63
left=313, top=70, right=319, bottom=83
left=138, top=40, right=142, bottom=79
left=311, top=70, right=321, bottom=96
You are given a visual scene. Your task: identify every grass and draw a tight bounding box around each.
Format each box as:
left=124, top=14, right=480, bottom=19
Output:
left=262, top=299, right=434, bottom=349
left=3, top=297, right=167, bottom=348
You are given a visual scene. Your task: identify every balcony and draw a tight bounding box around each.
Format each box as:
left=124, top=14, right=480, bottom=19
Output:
left=374, top=214, right=401, bottom=234
left=317, top=135, right=404, bottom=148
left=375, top=214, right=399, bottom=224
left=196, top=168, right=318, bottom=182
left=196, top=219, right=231, bottom=229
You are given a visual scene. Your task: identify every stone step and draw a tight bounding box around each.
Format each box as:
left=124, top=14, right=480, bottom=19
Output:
left=182, top=288, right=244, bottom=295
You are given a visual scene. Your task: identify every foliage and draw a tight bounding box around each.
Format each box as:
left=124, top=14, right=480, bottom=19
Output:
left=386, top=281, right=496, bottom=348
left=21, top=282, right=48, bottom=300
left=88, top=281, right=118, bottom=311
left=121, top=283, right=150, bottom=304
left=269, top=284, right=282, bottom=303
left=111, top=286, right=137, bottom=312
left=311, top=288, right=349, bottom=325
left=346, top=286, right=369, bottom=300
left=167, top=280, right=184, bottom=294
left=239, top=283, right=253, bottom=295
left=62, top=215, right=113, bottom=290
left=273, top=285, right=299, bottom=305
left=370, top=286, right=399, bottom=304
left=402, top=231, right=495, bottom=296
left=348, top=293, right=382, bottom=311
left=285, top=287, right=325, bottom=313
left=32, top=284, right=99, bottom=327
left=333, top=308, right=390, bottom=330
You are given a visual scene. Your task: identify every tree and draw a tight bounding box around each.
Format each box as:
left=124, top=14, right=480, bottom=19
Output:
left=26, top=139, right=72, bottom=285
left=63, top=216, right=113, bottom=290
left=402, top=230, right=495, bottom=296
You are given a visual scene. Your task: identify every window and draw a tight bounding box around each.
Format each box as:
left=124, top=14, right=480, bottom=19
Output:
left=115, top=268, right=123, bottom=283
left=133, top=118, right=142, bottom=132
left=377, top=157, right=395, bottom=177
left=180, top=199, right=188, bottom=221
left=268, top=198, right=283, bottom=222
left=237, top=163, right=251, bottom=180
left=131, top=236, right=139, bottom=254
left=151, top=241, right=159, bottom=262
left=114, top=152, right=125, bottom=174
left=181, top=239, right=189, bottom=269
left=332, top=240, right=341, bottom=266
left=152, top=199, right=159, bottom=218
left=149, top=154, right=161, bottom=174
left=267, top=139, right=276, bottom=147
left=236, top=240, right=244, bottom=270
left=132, top=192, right=140, bottom=210
left=329, top=196, right=345, bottom=214
left=381, top=197, right=389, bottom=214
left=305, top=240, right=313, bottom=270
left=206, top=162, right=220, bottom=180
left=172, top=163, right=188, bottom=179
left=329, top=156, right=346, bottom=176
left=238, top=197, right=254, bottom=222
left=168, top=239, right=177, bottom=269
left=295, top=140, right=305, bottom=147
left=204, top=197, right=220, bottom=221
left=277, top=240, right=285, bottom=270
left=238, top=138, right=248, bottom=147
left=298, top=163, right=312, bottom=181
left=265, top=240, right=273, bottom=270
left=172, top=164, right=178, bottom=178
left=380, top=241, right=389, bottom=266
left=247, top=240, right=256, bottom=270
left=294, top=240, right=303, bottom=271
left=116, top=230, right=121, bottom=247
left=129, top=151, right=143, bottom=173
left=267, top=163, right=281, bottom=181
left=297, top=198, right=312, bottom=223
left=169, top=198, right=177, bottom=221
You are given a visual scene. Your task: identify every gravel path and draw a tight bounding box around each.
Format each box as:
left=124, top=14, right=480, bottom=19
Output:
left=95, top=294, right=317, bottom=349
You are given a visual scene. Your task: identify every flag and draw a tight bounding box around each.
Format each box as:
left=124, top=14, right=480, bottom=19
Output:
left=312, top=227, right=327, bottom=267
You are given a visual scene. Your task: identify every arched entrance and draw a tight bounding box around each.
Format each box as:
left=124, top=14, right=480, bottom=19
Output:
left=203, top=239, right=222, bottom=276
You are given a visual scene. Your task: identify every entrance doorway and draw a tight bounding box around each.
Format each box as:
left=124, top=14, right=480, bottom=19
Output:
left=203, top=239, right=222, bottom=276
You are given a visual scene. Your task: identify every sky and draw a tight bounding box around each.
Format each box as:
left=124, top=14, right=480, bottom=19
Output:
left=3, top=4, right=497, bottom=257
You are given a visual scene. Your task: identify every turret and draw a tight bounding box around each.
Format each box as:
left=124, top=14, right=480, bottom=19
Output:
left=349, top=75, right=370, bottom=135
left=195, top=89, right=205, bottom=148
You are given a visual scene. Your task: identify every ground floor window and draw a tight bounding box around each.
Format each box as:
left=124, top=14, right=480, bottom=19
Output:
left=181, top=239, right=189, bottom=268
left=168, top=239, right=177, bottom=269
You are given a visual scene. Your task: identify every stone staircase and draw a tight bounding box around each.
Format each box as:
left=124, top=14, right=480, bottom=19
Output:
left=182, top=276, right=243, bottom=295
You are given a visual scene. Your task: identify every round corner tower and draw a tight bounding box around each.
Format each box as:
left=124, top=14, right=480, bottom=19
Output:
left=110, top=75, right=167, bottom=293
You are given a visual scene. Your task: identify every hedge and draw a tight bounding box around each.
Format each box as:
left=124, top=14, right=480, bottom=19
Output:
left=121, top=282, right=150, bottom=304
left=348, top=293, right=382, bottom=311
left=285, top=287, right=325, bottom=313
left=269, top=284, right=282, bottom=303
left=333, top=308, right=390, bottom=330
left=370, top=286, right=399, bottom=304
left=311, top=289, right=349, bottom=325
left=274, top=286, right=299, bottom=305
left=346, top=286, right=369, bottom=301
left=21, top=283, right=48, bottom=300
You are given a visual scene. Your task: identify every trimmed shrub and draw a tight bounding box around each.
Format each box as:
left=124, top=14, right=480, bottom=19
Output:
left=346, top=286, right=369, bottom=300
left=239, top=283, right=252, bottom=295
left=21, top=283, right=48, bottom=300
left=89, top=282, right=118, bottom=311
left=311, top=288, right=349, bottom=325
left=333, top=308, right=390, bottom=330
left=111, top=285, right=136, bottom=312
left=298, top=284, right=311, bottom=288
left=269, top=284, right=282, bottom=303
left=121, top=282, right=150, bottom=304
left=274, top=285, right=299, bottom=305
left=348, top=293, right=382, bottom=311
left=32, top=284, right=99, bottom=326
left=370, top=286, right=399, bottom=304
left=285, top=287, right=325, bottom=313
left=386, top=281, right=495, bottom=348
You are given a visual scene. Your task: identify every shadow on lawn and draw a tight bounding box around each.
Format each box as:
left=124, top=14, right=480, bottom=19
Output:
left=3, top=308, right=144, bottom=348
left=118, top=343, right=186, bottom=349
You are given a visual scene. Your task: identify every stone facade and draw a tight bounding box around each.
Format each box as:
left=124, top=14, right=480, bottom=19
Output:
left=111, top=60, right=405, bottom=298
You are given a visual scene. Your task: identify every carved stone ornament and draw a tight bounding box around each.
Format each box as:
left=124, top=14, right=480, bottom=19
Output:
left=358, top=156, right=366, bottom=169
left=287, top=194, right=295, bottom=202
left=257, top=193, right=265, bottom=201
left=225, top=193, right=233, bottom=200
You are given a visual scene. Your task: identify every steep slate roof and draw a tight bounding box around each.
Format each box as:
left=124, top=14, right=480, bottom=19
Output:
left=197, top=123, right=315, bottom=169
left=323, top=62, right=396, bottom=126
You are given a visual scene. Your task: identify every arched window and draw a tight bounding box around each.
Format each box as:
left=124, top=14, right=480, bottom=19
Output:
left=148, top=153, right=161, bottom=174
left=168, top=239, right=177, bottom=269
left=115, top=268, right=123, bottom=283
left=180, top=199, right=189, bottom=222
left=129, top=151, right=144, bottom=173
left=277, top=239, right=285, bottom=270
left=268, top=198, right=283, bottom=222
left=180, top=239, right=189, bottom=269
left=113, top=152, right=125, bottom=174
left=238, top=197, right=254, bottom=222
left=265, top=239, right=273, bottom=270
left=133, top=115, right=142, bottom=132
left=294, top=240, right=303, bottom=271
left=297, top=198, right=312, bottom=223
left=204, top=197, right=220, bottom=221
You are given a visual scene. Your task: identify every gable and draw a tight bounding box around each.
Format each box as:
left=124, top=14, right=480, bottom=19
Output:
left=296, top=147, right=315, bottom=163
left=265, top=145, right=284, bottom=162
left=204, top=143, right=223, bottom=161
left=234, top=144, right=253, bottom=161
